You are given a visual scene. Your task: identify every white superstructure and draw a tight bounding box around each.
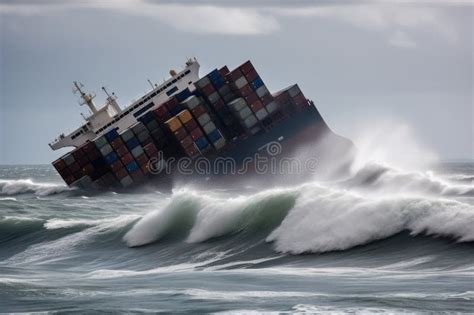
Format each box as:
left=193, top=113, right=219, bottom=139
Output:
left=49, top=58, right=200, bottom=150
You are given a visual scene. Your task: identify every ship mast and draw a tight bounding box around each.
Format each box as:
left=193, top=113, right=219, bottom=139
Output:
left=73, top=81, right=98, bottom=114
left=102, top=86, right=121, bottom=114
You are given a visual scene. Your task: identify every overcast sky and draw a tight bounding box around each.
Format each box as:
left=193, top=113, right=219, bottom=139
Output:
left=0, top=0, right=472, bottom=164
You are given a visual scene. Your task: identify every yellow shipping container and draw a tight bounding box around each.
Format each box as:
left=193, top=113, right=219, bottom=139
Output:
left=165, top=116, right=182, bottom=132
left=177, top=110, right=193, bottom=124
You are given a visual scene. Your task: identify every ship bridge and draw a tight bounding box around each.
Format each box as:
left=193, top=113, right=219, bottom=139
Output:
left=49, top=58, right=200, bottom=150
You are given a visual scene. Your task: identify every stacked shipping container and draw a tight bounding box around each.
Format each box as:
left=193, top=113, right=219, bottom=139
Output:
left=53, top=60, right=314, bottom=188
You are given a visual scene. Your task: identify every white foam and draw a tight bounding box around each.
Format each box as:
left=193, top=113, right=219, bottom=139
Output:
left=266, top=183, right=474, bottom=254
left=0, top=178, right=71, bottom=196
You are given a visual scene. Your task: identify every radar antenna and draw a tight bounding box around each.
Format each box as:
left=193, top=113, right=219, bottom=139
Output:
left=73, top=81, right=98, bottom=114
left=101, top=86, right=122, bottom=114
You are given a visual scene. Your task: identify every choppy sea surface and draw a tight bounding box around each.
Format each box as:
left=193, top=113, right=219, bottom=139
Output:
left=1, top=160, right=473, bottom=313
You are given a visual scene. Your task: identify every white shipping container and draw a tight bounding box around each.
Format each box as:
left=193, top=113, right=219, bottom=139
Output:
left=256, top=85, right=269, bottom=98
left=265, top=101, right=279, bottom=113
left=131, top=145, right=144, bottom=158
left=183, top=95, right=201, bottom=109
left=234, top=76, right=248, bottom=89
left=243, top=114, right=258, bottom=129
left=237, top=106, right=252, bottom=120
left=120, top=175, right=134, bottom=188
left=195, top=76, right=211, bottom=89
left=63, top=153, right=75, bottom=166
left=250, top=125, right=261, bottom=135
left=228, top=98, right=246, bottom=112
left=288, top=85, right=301, bottom=98
left=120, top=129, right=134, bottom=142
left=94, top=136, right=108, bottom=149
left=255, top=107, right=269, bottom=121
left=100, top=143, right=113, bottom=157
left=197, top=113, right=211, bottom=126
left=213, top=137, right=226, bottom=150
left=131, top=122, right=147, bottom=135
left=203, top=121, right=216, bottom=134
left=218, top=85, right=231, bottom=97
left=207, top=91, right=220, bottom=104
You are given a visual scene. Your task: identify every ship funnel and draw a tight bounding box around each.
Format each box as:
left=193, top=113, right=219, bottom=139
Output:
left=169, top=69, right=177, bottom=77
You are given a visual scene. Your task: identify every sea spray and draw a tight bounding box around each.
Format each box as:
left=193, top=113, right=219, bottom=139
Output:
left=0, top=179, right=71, bottom=196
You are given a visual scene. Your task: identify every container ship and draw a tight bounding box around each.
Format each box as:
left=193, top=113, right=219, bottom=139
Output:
left=50, top=58, right=353, bottom=189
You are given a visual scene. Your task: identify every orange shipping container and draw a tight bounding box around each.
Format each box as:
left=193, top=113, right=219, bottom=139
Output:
left=177, top=110, right=193, bottom=124
left=165, top=116, right=183, bottom=132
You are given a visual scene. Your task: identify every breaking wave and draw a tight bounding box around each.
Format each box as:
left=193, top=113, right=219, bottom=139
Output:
left=123, top=161, right=474, bottom=254
left=0, top=179, right=72, bottom=196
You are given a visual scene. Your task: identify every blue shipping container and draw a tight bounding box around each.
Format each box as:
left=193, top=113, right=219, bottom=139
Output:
left=126, top=137, right=140, bottom=150
left=170, top=104, right=185, bottom=116
left=105, top=128, right=119, bottom=142
left=104, top=152, right=118, bottom=164
left=126, top=160, right=139, bottom=173
left=207, top=129, right=222, bottom=143
left=195, top=137, right=209, bottom=150
left=211, top=78, right=225, bottom=89
left=251, top=77, right=264, bottom=90
left=176, top=88, right=193, bottom=102
left=139, top=111, right=155, bottom=124
left=208, top=69, right=221, bottom=80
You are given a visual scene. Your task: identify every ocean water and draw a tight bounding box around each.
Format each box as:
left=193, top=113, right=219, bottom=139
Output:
left=0, top=159, right=473, bottom=313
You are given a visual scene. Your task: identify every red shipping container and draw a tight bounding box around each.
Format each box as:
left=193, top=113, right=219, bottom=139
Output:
left=293, top=93, right=307, bottom=106
left=184, top=144, right=199, bottom=157
left=115, top=144, right=129, bottom=157
left=72, top=148, right=86, bottom=160
left=82, top=141, right=96, bottom=154
left=144, top=143, right=158, bottom=157
left=250, top=100, right=264, bottom=113
left=136, top=154, right=149, bottom=167
left=110, top=137, right=124, bottom=150
left=77, top=155, right=89, bottom=167
left=218, top=66, right=230, bottom=77
left=173, top=126, right=188, bottom=141
left=153, top=106, right=171, bottom=122
left=65, top=175, right=76, bottom=185
left=180, top=135, right=193, bottom=148
left=115, top=167, right=128, bottom=180
left=130, top=169, right=144, bottom=182
left=212, top=99, right=225, bottom=111
left=68, top=162, right=80, bottom=174
left=261, top=94, right=274, bottom=106
left=239, top=60, right=254, bottom=74
left=190, top=128, right=204, bottom=141
left=227, top=69, right=243, bottom=82
left=141, top=164, right=149, bottom=175
left=73, top=171, right=84, bottom=181
left=120, top=153, right=134, bottom=165
left=164, top=98, right=179, bottom=111
left=86, top=148, right=101, bottom=162
left=201, top=83, right=216, bottom=96
left=110, top=159, right=123, bottom=172
left=245, top=92, right=259, bottom=105
left=53, top=159, right=67, bottom=172
left=184, top=119, right=198, bottom=132
left=57, top=167, right=71, bottom=180
left=238, top=85, right=253, bottom=97
left=191, top=104, right=206, bottom=117
left=82, top=163, right=94, bottom=175
left=244, top=68, right=258, bottom=82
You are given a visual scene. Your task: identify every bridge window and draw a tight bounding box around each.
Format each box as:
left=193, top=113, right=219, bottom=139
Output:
left=166, top=86, right=178, bottom=96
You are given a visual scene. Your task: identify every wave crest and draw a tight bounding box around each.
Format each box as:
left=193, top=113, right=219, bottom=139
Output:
left=0, top=179, right=72, bottom=196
